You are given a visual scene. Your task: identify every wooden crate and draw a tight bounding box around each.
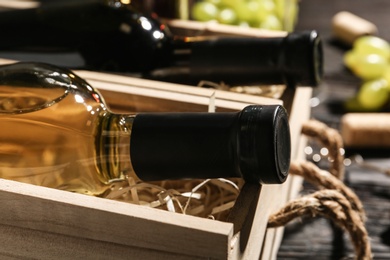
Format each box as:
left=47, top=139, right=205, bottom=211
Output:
left=0, top=22, right=312, bottom=259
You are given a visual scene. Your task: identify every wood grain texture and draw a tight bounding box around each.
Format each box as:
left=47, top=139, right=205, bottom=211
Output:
left=0, top=178, right=233, bottom=259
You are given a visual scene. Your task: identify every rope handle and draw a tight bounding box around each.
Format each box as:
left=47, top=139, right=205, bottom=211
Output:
left=268, top=120, right=372, bottom=260
left=301, top=119, right=345, bottom=180
left=268, top=189, right=371, bottom=260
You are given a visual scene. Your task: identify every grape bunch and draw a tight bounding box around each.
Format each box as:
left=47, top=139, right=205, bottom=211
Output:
left=191, top=0, right=299, bottom=32
left=344, top=36, right=390, bottom=111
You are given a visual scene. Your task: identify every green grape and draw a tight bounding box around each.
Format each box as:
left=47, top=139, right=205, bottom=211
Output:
left=191, top=2, right=219, bottom=21
left=354, top=36, right=390, bottom=60
left=343, top=50, right=358, bottom=69
left=238, top=1, right=262, bottom=25
left=283, top=0, right=299, bottom=32
left=352, top=54, right=387, bottom=80
left=357, top=78, right=390, bottom=110
left=260, top=14, right=283, bottom=30
left=234, top=1, right=254, bottom=22
left=217, top=7, right=237, bottom=24
left=382, top=67, right=390, bottom=90
left=261, top=0, right=277, bottom=17
left=219, top=0, right=242, bottom=8
left=205, top=0, right=223, bottom=5
left=252, top=0, right=277, bottom=26
left=274, top=0, right=286, bottom=20
left=191, top=0, right=299, bottom=31
left=344, top=97, right=375, bottom=112
left=274, top=0, right=299, bottom=31
left=238, top=21, right=251, bottom=28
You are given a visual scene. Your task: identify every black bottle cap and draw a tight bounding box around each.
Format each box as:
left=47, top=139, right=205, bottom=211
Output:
left=130, top=105, right=290, bottom=184
left=238, top=105, right=290, bottom=184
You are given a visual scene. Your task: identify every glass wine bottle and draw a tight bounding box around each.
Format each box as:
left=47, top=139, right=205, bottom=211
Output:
left=131, top=0, right=191, bottom=20
left=0, top=62, right=291, bottom=196
left=0, top=0, right=323, bottom=87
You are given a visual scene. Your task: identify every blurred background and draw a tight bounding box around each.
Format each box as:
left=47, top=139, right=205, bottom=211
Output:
left=281, top=0, right=390, bottom=259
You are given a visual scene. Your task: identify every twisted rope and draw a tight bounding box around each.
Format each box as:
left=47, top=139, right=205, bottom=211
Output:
left=268, top=189, right=372, bottom=260
left=268, top=120, right=371, bottom=259
left=302, top=119, right=345, bottom=180
left=289, top=161, right=365, bottom=222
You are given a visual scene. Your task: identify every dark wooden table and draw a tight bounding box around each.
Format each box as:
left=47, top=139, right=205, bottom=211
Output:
left=278, top=1, right=390, bottom=259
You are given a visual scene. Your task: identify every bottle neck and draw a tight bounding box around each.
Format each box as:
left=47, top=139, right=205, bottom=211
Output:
left=129, top=105, right=291, bottom=184
left=96, top=113, right=136, bottom=183
left=169, top=36, right=289, bottom=85
left=150, top=31, right=323, bottom=87
left=130, top=111, right=241, bottom=181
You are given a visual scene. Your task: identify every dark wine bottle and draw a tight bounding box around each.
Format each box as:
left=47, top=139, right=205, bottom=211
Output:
left=131, top=0, right=191, bottom=20
left=0, top=0, right=323, bottom=86
left=0, top=62, right=291, bottom=195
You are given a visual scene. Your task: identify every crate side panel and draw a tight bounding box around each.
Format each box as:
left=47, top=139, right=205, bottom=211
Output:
left=0, top=223, right=211, bottom=260
left=0, top=179, right=232, bottom=259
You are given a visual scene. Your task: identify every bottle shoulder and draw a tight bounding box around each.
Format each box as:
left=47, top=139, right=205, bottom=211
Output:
left=77, top=8, right=175, bottom=72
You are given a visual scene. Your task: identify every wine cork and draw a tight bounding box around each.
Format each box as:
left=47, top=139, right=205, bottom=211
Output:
left=332, top=11, right=378, bottom=46
left=341, top=113, right=390, bottom=148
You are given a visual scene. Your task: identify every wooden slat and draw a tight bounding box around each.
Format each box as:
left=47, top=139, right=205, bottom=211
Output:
left=0, top=0, right=39, bottom=9
left=76, top=69, right=283, bottom=112
left=261, top=87, right=312, bottom=260
left=165, top=19, right=288, bottom=38
left=0, top=223, right=208, bottom=260
left=0, top=178, right=233, bottom=259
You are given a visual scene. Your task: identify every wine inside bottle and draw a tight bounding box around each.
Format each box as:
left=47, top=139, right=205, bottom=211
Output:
left=0, top=62, right=291, bottom=195
left=0, top=0, right=323, bottom=87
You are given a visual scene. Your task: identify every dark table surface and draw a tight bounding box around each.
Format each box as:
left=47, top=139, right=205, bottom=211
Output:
left=278, top=1, right=390, bottom=259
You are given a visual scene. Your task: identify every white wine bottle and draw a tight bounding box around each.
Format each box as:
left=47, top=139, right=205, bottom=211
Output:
left=0, top=0, right=323, bottom=87
left=0, top=62, right=291, bottom=196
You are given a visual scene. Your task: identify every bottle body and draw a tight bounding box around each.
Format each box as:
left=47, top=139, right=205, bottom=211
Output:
left=0, top=0, right=174, bottom=73
left=0, top=0, right=323, bottom=87
left=153, top=31, right=323, bottom=86
left=0, top=62, right=134, bottom=195
left=0, top=62, right=291, bottom=196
